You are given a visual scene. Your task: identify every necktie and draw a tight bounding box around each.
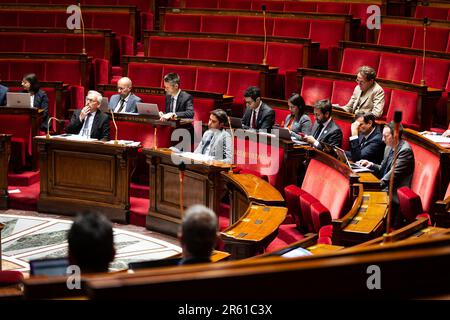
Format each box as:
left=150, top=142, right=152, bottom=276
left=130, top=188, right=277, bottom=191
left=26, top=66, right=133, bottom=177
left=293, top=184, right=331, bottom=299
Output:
left=251, top=110, right=257, bottom=129
left=116, top=98, right=126, bottom=113
left=313, top=123, right=324, bottom=139
left=201, top=134, right=214, bottom=155
left=171, top=97, right=176, bottom=113
left=381, top=149, right=394, bottom=176
left=82, top=113, right=92, bottom=137
left=360, top=136, right=366, bottom=148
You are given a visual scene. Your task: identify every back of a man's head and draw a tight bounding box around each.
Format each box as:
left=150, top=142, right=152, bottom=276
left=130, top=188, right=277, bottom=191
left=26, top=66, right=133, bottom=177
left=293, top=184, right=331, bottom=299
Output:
left=68, top=212, right=115, bottom=273
left=180, top=205, right=218, bottom=259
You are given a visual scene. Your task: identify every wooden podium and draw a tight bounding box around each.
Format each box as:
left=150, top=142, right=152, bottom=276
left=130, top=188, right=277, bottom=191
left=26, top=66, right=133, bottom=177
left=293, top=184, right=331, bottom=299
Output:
left=0, top=134, right=11, bottom=209
left=35, top=136, right=139, bottom=222
left=143, top=148, right=232, bottom=236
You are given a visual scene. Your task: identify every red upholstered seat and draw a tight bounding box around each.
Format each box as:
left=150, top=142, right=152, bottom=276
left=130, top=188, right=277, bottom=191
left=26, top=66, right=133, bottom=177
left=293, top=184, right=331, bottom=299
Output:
left=317, top=235, right=332, bottom=245
left=227, top=69, right=260, bottom=98
left=0, top=271, right=24, bottom=286
left=272, top=18, right=310, bottom=38
left=331, top=80, right=356, bottom=106
left=185, top=0, right=218, bottom=8
left=397, top=186, right=424, bottom=223
left=188, top=38, right=228, bottom=61
left=377, top=24, right=414, bottom=47
left=194, top=97, right=216, bottom=123
left=412, top=57, right=450, bottom=90
left=412, top=27, right=449, bottom=52
left=276, top=223, right=305, bottom=244
left=310, top=201, right=332, bottom=233
left=237, top=16, right=274, bottom=36
left=228, top=41, right=263, bottom=64
left=283, top=2, right=316, bottom=12
left=196, top=68, right=229, bottom=93
left=333, top=118, right=350, bottom=150
left=219, top=0, right=251, bottom=9
left=386, top=90, right=419, bottom=130
left=309, top=20, right=346, bottom=69
left=300, top=76, right=333, bottom=106
left=251, top=0, right=285, bottom=11
left=340, top=48, right=380, bottom=74
left=381, top=87, right=392, bottom=120
left=299, top=191, right=319, bottom=232
left=273, top=108, right=290, bottom=126
left=201, top=15, right=238, bottom=34
left=317, top=2, right=350, bottom=14
left=284, top=185, right=306, bottom=228
left=414, top=6, right=449, bottom=20
left=377, top=53, right=416, bottom=83
left=127, top=63, right=163, bottom=87
left=149, top=37, right=189, bottom=58
left=162, top=65, right=197, bottom=90
left=319, top=224, right=333, bottom=238
left=164, top=14, right=201, bottom=32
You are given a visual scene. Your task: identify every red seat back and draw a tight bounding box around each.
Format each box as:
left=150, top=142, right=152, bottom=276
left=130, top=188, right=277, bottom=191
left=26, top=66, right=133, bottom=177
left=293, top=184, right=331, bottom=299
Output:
left=227, top=69, right=260, bottom=98
left=195, top=68, right=229, bottom=93
left=377, top=24, right=414, bottom=47
left=317, top=2, right=350, bottom=14
left=228, top=41, right=263, bottom=64
left=414, top=6, right=449, bottom=20
left=127, top=63, right=163, bottom=87
left=0, top=114, right=33, bottom=155
left=149, top=37, right=189, bottom=58
left=386, top=90, right=419, bottom=129
left=284, top=1, right=316, bottom=12
left=188, top=38, right=228, bottom=61
left=309, top=20, right=346, bottom=49
left=161, top=65, right=197, bottom=90
left=237, top=16, right=274, bottom=36
left=300, top=76, right=333, bottom=106
left=377, top=53, right=416, bottom=83
left=201, top=15, right=238, bottom=34
left=272, top=18, right=310, bottom=38
left=412, top=27, right=449, bottom=52
left=251, top=0, right=285, bottom=11
left=412, top=57, right=450, bottom=90
left=164, top=14, right=201, bottom=32
left=340, top=48, right=380, bottom=74
left=266, top=43, right=305, bottom=73
left=331, top=80, right=356, bottom=106
left=185, top=0, right=218, bottom=8
left=333, top=117, right=350, bottom=150
left=310, top=201, right=332, bottom=233
left=219, top=0, right=251, bottom=9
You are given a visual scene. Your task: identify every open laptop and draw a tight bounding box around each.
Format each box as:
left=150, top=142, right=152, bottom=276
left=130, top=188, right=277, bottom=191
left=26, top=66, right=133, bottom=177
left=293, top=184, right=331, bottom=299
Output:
left=334, top=146, right=372, bottom=173
left=99, top=97, right=109, bottom=113
left=29, top=257, right=69, bottom=276
left=6, top=92, right=31, bottom=108
left=137, top=102, right=160, bottom=117
left=228, top=116, right=243, bottom=129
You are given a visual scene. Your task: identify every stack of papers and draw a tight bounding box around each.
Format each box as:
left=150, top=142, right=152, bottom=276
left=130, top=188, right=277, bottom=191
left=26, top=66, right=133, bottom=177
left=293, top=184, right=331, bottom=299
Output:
left=422, top=134, right=450, bottom=144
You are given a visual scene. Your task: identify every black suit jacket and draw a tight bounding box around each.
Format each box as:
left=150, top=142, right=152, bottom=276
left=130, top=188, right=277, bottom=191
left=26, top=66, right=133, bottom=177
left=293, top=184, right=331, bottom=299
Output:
left=25, top=90, right=49, bottom=131
left=65, top=109, right=110, bottom=140
left=347, top=126, right=385, bottom=164
left=241, top=102, right=275, bottom=131
left=165, top=90, right=194, bottom=119
left=310, top=119, right=343, bottom=150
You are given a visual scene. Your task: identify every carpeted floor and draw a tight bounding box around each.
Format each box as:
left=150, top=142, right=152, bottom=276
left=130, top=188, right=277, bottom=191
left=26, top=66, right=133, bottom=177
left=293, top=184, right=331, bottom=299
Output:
left=0, top=209, right=181, bottom=277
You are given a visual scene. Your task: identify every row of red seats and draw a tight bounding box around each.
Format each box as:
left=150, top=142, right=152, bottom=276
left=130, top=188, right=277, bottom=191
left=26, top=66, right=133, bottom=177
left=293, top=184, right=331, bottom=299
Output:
left=163, top=13, right=349, bottom=69
left=0, top=0, right=155, bottom=12
left=378, top=24, right=450, bottom=53
left=414, top=4, right=450, bottom=21
left=147, top=35, right=309, bottom=98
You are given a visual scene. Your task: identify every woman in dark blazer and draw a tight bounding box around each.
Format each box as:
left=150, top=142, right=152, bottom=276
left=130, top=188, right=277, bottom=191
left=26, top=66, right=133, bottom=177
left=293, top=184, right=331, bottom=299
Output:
left=284, top=93, right=312, bottom=139
left=22, top=73, right=49, bottom=131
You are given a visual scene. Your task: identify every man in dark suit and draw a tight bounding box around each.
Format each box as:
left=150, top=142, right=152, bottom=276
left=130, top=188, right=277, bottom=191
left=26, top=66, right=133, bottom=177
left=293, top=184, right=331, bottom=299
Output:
left=241, top=86, right=275, bottom=131
left=358, top=122, right=415, bottom=226
left=346, top=112, right=385, bottom=164
left=159, top=72, right=194, bottom=120
left=178, top=204, right=218, bottom=265
left=66, top=90, right=110, bottom=141
left=303, top=99, right=343, bottom=150
left=0, top=83, right=7, bottom=106
left=108, top=77, right=141, bottom=113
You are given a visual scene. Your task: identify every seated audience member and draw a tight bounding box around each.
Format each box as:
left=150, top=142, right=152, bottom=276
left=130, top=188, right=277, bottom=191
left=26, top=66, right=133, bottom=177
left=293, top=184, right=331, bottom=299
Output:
left=0, top=82, right=7, bottom=106
left=67, top=212, right=115, bottom=274
left=241, top=86, right=275, bottom=131
left=178, top=204, right=219, bottom=265
left=194, top=109, right=233, bottom=163
left=345, top=112, right=385, bottom=164
left=303, top=99, right=343, bottom=150
left=358, top=122, right=415, bottom=226
left=108, top=77, right=142, bottom=113
left=284, top=93, right=312, bottom=139
left=160, top=72, right=194, bottom=120
left=66, top=90, right=110, bottom=141
left=22, top=73, right=49, bottom=131
left=340, top=66, right=385, bottom=118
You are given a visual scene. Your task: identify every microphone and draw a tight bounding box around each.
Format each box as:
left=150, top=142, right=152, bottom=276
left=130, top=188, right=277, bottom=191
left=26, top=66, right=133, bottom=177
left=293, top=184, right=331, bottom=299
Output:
left=420, top=17, right=430, bottom=86
left=178, top=161, right=186, bottom=215
left=109, top=106, right=119, bottom=144
left=262, top=4, right=268, bottom=65
left=384, top=111, right=402, bottom=242
left=78, top=2, right=86, bottom=55
left=46, top=117, right=65, bottom=139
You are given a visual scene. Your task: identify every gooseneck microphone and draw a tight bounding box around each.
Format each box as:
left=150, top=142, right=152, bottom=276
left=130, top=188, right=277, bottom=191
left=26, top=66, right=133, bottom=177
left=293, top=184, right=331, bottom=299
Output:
left=262, top=4, right=268, bottom=65
left=109, top=106, right=119, bottom=144
left=46, top=117, right=65, bottom=139
left=420, top=17, right=430, bottom=86
left=178, top=161, right=186, bottom=215
left=78, top=2, right=86, bottom=55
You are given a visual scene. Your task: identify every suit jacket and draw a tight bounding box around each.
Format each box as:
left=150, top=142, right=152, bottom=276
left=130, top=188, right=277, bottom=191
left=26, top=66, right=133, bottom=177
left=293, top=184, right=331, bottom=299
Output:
left=108, top=93, right=142, bottom=113
left=310, top=119, right=343, bottom=150
left=29, top=90, right=49, bottom=131
left=194, top=129, right=232, bottom=164
left=241, top=102, right=275, bottom=131
left=370, top=140, right=414, bottom=204
left=284, top=113, right=312, bottom=139
left=165, top=90, right=194, bottom=119
left=343, top=81, right=385, bottom=118
left=0, top=84, right=7, bottom=106
left=65, top=109, right=110, bottom=140
left=347, top=126, right=385, bottom=164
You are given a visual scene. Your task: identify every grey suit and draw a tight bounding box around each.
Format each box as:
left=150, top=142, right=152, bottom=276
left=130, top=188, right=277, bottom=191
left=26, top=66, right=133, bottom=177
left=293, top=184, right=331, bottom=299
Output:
left=284, top=113, right=312, bottom=139
left=370, top=140, right=414, bottom=204
left=108, top=93, right=142, bottom=113
left=0, top=84, right=7, bottom=106
left=194, top=129, right=232, bottom=164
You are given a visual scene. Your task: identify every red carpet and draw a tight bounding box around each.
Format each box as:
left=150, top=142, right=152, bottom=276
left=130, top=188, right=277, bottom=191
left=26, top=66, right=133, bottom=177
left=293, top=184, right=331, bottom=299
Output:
left=8, top=182, right=40, bottom=211
left=7, top=170, right=40, bottom=186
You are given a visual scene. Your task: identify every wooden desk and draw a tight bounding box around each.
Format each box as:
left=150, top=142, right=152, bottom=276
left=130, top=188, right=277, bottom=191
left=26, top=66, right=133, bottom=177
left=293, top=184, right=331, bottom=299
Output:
left=358, top=172, right=381, bottom=191
left=35, top=136, right=139, bottom=222
left=143, top=148, right=232, bottom=236
left=221, top=172, right=285, bottom=223
left=0, top=134, right=11, bottom=209
left=0, top=107, right=42, bottom=170
left=221, top=203, right=287, bottom=259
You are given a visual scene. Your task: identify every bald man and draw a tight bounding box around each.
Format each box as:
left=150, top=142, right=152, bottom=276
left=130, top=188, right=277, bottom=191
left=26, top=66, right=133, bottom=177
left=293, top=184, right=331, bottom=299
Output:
left=108, top=77, right=142, bottom=113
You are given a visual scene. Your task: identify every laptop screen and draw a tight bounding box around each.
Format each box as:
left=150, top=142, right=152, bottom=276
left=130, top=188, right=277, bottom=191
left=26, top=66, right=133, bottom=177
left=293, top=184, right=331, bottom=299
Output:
left=29, top=257, right=69, bottom=276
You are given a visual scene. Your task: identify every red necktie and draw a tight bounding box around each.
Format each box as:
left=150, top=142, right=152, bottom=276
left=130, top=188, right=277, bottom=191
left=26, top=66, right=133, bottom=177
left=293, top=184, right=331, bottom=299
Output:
left=251, top=110, right=257, bottom=129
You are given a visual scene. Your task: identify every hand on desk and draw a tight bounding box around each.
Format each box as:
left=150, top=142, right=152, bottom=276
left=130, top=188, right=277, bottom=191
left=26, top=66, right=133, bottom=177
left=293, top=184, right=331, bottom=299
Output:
left=443, top=130, right=450, bottom=137
left=159, top=112, right=176, bottom=122
left=303, top=135, right=317, bottom=145
left=356, top=159, right=373, bottom=168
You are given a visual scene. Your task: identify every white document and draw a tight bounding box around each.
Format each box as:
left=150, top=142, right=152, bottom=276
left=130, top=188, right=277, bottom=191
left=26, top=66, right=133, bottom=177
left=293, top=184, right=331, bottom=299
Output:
left=422, top=134, right=450, bottom=144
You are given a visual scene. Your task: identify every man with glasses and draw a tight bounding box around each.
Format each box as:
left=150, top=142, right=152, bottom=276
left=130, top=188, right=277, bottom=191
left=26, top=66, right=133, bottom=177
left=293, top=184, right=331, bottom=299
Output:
left=159, top=72, right=194, bottom=121
left=241, top=86, right=275, bottom=131
left=341, top=65, right=385, bottom=118
left=108, top=77, right=141, bottom=113
left=66, top=90, right=110, bottom=141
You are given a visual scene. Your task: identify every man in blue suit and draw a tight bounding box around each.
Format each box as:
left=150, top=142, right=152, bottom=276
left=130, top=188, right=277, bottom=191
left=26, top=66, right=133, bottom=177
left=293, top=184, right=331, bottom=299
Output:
left=0, top=84, right=8, bottom=106
left=108, top=77, right=142, bottom=113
